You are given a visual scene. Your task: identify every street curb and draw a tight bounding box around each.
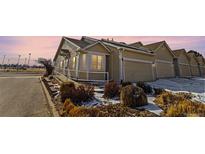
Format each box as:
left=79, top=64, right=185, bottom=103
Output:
left=39, top=77, right=60, bottom=117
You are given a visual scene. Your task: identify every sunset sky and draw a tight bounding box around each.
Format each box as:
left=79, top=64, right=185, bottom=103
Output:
left=0, top=36, right=205, bottom=65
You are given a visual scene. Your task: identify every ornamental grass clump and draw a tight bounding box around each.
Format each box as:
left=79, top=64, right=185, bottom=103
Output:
left=154, top=91, right=205, bottom=117
left=165, top=99, right=205, bottom=117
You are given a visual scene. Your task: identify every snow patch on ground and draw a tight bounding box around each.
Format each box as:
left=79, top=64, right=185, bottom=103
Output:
left=148, top=77, right=205, bottom=103
left=137, top=95, right=163, bottom=116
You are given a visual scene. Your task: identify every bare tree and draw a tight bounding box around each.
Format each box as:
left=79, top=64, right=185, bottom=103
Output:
left=38, top=58, right=54, bottom=76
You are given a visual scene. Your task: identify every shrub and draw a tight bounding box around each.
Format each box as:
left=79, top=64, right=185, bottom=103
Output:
left=74, top=85, right=94, bottom=103
left=120, top=85, right=148, bottom=108
left=60, top=82, right=75, bottom=103
left=153, top=88, right=165, bottom=95
left=60, top=82, right=94, bottom=105
left=165, top=99, right=205, bottom=117
left=136, top=81, right=152, bottom=94
left=103, top=81, right=120, bottom=98
left=121, top=81, right=132, bottom=87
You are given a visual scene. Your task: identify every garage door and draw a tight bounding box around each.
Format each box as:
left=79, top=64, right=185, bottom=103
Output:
left=179, top=64, right=191, bottom=77
left=156, top=61, right=175, bottom=78
left=124, top=60, right=153, bottom=82
left=190, top=65, right=200, bottom=76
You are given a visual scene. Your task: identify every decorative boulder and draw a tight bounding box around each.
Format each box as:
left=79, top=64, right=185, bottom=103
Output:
left=120, top=85, right=148, bottom=108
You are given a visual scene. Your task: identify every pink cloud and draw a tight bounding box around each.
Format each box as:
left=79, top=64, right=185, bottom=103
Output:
left=0, top=36, right=205, bottom=65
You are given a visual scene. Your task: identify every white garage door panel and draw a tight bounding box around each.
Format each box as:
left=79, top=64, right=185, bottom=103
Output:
left=124, top=61, right=153, bottom=82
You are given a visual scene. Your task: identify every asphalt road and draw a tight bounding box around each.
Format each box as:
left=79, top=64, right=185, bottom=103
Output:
left=0, top=72, right=51, bottom=117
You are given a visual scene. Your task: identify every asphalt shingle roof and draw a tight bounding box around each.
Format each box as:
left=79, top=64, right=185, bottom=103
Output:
left=143, top=41, right=165, bottom=51
left=65, top=37, right=91, bottom=48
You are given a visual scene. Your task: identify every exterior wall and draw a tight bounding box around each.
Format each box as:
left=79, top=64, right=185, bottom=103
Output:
left=155, top=45, right=175, bottom=78
left=190, top=65, right=200, bottom=76
left=179, top=64, right=191, bottom=77
left=86, top=43, right=110, bottom=55
left=189, top=55, right=200, bottom=76
left=104, top=46, right=120, bottom=82
left=177, top=53, right=191, bottom=77
left=196, top=57, right=205, bottom=76
left=155, top=45, right=174, bottom=61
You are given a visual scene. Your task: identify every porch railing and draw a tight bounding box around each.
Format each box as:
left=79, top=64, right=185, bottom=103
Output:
left=54, top=67, right=109, bottom=82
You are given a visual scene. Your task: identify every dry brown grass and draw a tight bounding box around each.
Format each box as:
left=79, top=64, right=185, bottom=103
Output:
left=61, top=99, right=157, bottom=117
left=154, top=92, right=205, bottom=117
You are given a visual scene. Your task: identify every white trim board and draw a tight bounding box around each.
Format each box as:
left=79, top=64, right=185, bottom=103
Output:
left=123, top=57, right=153, bottom=64
left=178, top=62, right=190, bottom=66
left=87, top=51, right=109, bottom=56
left=156, top=59, right=173, bottom=64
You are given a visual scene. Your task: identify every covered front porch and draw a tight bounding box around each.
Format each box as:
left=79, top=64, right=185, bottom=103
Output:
left=54, top=51, right=110, bottom=82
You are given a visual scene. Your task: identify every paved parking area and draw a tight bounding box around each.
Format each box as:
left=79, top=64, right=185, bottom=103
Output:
left=0, top=73, right=51, bottom=117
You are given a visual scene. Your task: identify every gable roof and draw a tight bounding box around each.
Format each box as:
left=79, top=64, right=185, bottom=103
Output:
left=82, top=41, right=111, bottom=54
left=129, top=42, right=143, bottom=48
left=80, top=36, right=154, bottom=55
left=187, top=52, right=199, bottom=64
left=144, top=41, right=175, bottom=57
left=172, top=49, right=190, bottom=61
left=144, top=41, right=164, bottom=51
left=101, top=39, right=153, bottom=54
left=64, top=37, right=91, bottom=48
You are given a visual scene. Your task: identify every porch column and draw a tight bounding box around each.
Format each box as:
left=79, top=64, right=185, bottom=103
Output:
left=86, top=54, right=90, bottom=80
left=76, top=51, right=80, bottom=79
left=119, top=48, right=124, bottom=83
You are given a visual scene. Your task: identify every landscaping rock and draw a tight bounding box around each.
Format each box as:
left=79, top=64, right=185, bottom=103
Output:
left=120, top=85, right=148, bottom=108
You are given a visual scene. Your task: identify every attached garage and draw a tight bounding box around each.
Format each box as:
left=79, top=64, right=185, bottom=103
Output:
left=123, top=58, right=154, bottom=82
left=173, top=49, right=191, bottom=77
left=178, top=64, right=191, bottom=77
left=144, top=41, right=175, bottom=79
left=155, top=60, right=174, bottom=78
left=196, top=56, right=205, bottom=76
left=187, top=52, right=200, bottom=76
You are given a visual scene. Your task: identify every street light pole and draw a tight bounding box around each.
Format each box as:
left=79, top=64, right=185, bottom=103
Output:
left=28, top=53, right=31, bottom=67
left=17, top=55, right=21, bottom=70
left=2, top=55, right=6, bottom=65
left=24, top=58, right=27, bottom=65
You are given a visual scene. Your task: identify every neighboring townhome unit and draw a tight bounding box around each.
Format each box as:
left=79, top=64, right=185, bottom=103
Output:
left=172, top=49, right=191, bottom=77
left=53, top=36, right=156, bottom=83
left=144, top=41, right=176, bottom=79
left=187, top=52, right=200, bottom=76
left=195, top=55, right=205, bottom=76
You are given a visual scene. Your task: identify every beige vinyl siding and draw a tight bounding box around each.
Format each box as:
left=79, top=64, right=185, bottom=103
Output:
left=156, top=45, right=174, bottom=61
left=86, top=43, right=109, bottom=54
left=177, top=53, right=191, bottom=77
left=155, top=45, right=175, bottom=78
left=179, top=64, right=191, bottom=77
left=156, top=61, right=175, bottom=78
left=189, top=55, right=200, bottom=76
left=190, top=65, right=200, bottom=76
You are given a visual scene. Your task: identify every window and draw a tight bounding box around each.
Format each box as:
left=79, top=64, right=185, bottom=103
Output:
left=81, top=54, right=86, bottom=70
left=91, top=55, right=103, bottom=70
left=71, top=56, right=76, bottom=69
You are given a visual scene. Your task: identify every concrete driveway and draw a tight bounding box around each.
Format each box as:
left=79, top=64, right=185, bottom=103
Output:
left=0, top=72, right=51, bottom=116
